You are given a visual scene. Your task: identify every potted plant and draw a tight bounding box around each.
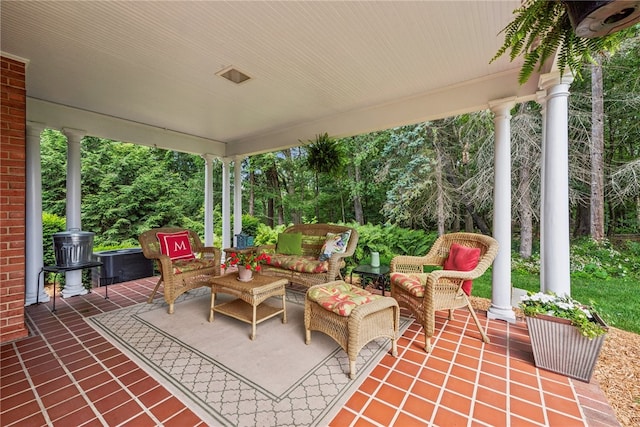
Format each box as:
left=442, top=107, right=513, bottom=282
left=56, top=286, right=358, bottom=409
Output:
left=491, top=0, right=638, bottom=83
left=520, top=291, right=608, bottom=381
left=223, top=251, right=271, bottom=281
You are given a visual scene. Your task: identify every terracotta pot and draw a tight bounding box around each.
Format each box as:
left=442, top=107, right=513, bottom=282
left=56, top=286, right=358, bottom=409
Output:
left=238, top=267, right=253, bottom=282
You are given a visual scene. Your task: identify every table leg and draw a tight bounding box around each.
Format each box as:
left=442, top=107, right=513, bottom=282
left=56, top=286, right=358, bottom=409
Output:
left=52, top=273, right=58, bottom=313
left=209, top=289, right=216, bottom=322
left=251, top=304, right=257, bottom=340
left=377, top=276, right=386, bottom=296
left=103, top=277, right=110, bottom=300
left=282, top=294, right=287, bottom=324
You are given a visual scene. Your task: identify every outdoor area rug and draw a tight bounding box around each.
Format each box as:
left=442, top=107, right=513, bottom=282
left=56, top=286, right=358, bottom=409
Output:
left=86, top=286, right=411, bottom=427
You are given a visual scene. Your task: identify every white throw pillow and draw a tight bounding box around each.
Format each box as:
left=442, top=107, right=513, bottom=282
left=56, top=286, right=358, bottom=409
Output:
left=318, top=230, right=351, bottom=261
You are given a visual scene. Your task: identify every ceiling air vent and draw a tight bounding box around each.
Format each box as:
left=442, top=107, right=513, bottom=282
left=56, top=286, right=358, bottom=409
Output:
left=216, top=66, right=251, bottom=84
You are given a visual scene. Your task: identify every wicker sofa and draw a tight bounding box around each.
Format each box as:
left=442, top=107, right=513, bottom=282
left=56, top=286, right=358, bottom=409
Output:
left=259, top=224, right=358, bottom=288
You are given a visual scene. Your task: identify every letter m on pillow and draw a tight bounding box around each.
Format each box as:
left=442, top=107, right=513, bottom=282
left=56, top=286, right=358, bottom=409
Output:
left=157, top=231, right=196, bottom=261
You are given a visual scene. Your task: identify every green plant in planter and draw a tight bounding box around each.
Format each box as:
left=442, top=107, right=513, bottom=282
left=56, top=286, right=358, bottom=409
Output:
left=491, top=0, right=637, bottom=83
left=519, top=291, right=607, bottom=338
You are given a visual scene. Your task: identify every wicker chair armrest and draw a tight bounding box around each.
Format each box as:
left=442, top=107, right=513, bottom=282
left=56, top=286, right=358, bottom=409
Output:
left=428, top=269, right=478, bottom=282
left=257, top=244, right=276, bottom=254
left=327, top=250, right=352, bottom=264
left=197, top=246, right=219, bottom=254
left=390, top=255, right=436, bottom=273
left=196, top=246, right=221, bottom=262
left=325, top=230, right=358, bottom=275
left=324, top=252, right=347, bottom=279
left=155, top=254, right=174, bottom=274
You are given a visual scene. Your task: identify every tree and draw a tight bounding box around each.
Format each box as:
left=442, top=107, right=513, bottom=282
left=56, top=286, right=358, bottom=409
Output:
left=603, top=36, right=640, bottom=232
left=40, top=129, right=68, bottom=216
left=340, top=131, right=390, bottom=225
left=511, top=103, right=542, bottom=258
left=590, top=57, right=606, bottom=241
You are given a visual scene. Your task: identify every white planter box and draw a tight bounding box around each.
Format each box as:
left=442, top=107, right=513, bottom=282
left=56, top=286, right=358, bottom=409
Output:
left=525, top=313, right=607, bottom=382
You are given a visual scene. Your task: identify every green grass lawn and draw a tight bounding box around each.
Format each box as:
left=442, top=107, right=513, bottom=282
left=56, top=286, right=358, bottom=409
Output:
left=473, top=270, right=640, bottom=334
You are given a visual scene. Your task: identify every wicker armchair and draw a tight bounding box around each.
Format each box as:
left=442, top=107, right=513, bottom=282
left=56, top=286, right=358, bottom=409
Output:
left=390, top=232, right=498, bottom=352
left=138, top=228, right=221, bottom=314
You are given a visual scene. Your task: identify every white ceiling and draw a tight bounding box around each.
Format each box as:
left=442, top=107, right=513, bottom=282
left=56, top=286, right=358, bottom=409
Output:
left=1, top=1, right=543, bottom=157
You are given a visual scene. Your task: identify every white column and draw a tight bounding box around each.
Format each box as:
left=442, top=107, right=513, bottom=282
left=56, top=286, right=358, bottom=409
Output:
left=25, top=122, right=50, bottom=305
left=539, top=72, right=573, bottom=297
left=202, top=154, right=215, bottom=246
left=61, top=128, right=88, bottom=298
left=221, top=158, right=232, bottom=252
left=536, top=90, right=548, bottom=292
left=233, top=156, right=243, bottom=245
left=488, top=97, right=517, bottom=323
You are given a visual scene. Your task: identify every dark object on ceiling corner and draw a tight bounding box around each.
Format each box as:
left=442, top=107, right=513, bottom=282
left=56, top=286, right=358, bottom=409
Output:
left=564, top=0, right=640, bottom=37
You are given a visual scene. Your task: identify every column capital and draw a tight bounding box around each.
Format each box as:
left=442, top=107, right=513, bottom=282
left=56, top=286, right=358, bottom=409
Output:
left=489, top=96, right=516, bottom=120
left=26, top=121, right=46, bottom=137
left=62, top=127, right=87, bottom=142
left=489, top=96, right=518, bottom=113
left=538, top=71, right=574, bottom=91
left=201, top=153, right=217, bottom=162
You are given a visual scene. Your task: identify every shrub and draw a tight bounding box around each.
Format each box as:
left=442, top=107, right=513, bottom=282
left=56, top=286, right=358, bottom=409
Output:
left=570, top=238, right=633, bottom=279
left=352, top=223, right=435, bottom=267
left=42, top=212, right=66, bottom=267
left=241, top=214, right=261, bottom=237
left=510, top=237, right=640, bottom=280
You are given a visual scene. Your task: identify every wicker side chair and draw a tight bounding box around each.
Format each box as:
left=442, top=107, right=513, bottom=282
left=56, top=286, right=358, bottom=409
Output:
left=390, top=232, right=499, bottom=352
left=138, top=227, right=221, bottom=314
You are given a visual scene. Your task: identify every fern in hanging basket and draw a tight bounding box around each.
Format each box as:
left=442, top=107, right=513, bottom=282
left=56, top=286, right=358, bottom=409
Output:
left=491, top=0, right=635, bottom=84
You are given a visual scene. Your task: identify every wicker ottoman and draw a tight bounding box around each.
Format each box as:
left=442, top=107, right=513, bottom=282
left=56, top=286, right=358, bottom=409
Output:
left=304, top=280, right=399, bottom=379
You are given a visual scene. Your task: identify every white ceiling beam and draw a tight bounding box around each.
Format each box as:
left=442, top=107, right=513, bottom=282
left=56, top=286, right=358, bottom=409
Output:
left=27, top=98, right=226, bottom=156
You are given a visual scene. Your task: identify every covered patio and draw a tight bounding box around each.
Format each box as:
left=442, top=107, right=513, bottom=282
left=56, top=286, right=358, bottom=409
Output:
left=1, top=278, right=619, bottom=426
left=3, top=0, right=573, bottom=330
left=0, top=1, right=627, bottom=425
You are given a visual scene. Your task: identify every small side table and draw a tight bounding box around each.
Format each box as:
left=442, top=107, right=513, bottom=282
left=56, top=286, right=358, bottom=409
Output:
left=40, top=261, right=105, bottom=312
left=350, top=264, right=391, bottom=295
left=223, top=246, right=257, bottom=256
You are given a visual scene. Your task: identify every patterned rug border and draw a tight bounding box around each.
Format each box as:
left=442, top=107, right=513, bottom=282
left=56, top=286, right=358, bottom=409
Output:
left=86, top=287, right=411, bottom=427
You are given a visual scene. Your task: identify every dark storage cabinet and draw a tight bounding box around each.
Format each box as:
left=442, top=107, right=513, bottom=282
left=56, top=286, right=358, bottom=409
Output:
left=92, top=248, right=154, bottom=286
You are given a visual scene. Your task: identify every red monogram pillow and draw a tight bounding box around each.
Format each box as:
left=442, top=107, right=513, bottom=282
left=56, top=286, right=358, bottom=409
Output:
left=157, top=231, right=195, bottom=261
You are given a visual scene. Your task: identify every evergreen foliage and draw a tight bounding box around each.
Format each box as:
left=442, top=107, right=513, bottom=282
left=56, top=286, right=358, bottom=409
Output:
left=42, top=212, right=65, bottom=267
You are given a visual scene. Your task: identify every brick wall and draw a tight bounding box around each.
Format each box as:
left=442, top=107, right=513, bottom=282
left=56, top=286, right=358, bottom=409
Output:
left=0, top=56, right=28, bottom=343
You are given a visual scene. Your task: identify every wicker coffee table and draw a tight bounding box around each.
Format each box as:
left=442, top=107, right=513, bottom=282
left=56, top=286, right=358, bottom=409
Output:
left=209, top=273, right=288, bottom=340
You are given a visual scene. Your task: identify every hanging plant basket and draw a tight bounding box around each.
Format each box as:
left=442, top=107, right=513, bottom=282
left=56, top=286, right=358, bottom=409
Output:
left=526, top=312, right=608, bottom=382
